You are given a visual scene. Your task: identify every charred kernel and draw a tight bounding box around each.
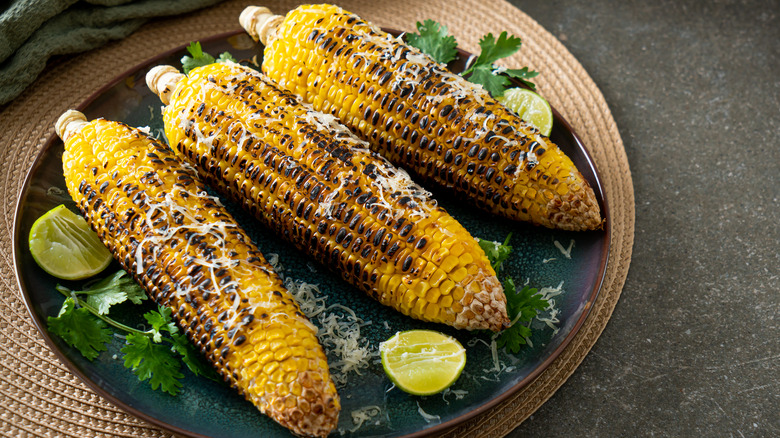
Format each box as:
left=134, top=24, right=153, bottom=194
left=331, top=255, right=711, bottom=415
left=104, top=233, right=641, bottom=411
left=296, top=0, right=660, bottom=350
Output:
left=444, top=150, right=453, bottom=163
left=490, top=152, right=500, bottom=162
left=453, top=136, right=463, bottom=149
left=477, top=148, right=488, bottom=160
left=416, top=237, right=427, bottom=249
left=335, top=227, right=347, bottom=243
left=440, top=105, right=453, bottom=117
left=387, top=241, right=400, bottom=256
left=402, top=256, right=413, bottom=271
left=467, top=145, right=479, bottom=157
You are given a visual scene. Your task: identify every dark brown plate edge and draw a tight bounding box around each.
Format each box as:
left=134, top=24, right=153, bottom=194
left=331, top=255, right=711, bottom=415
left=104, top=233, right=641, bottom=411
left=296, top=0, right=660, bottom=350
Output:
left=11, top=28, right=611, bottom=438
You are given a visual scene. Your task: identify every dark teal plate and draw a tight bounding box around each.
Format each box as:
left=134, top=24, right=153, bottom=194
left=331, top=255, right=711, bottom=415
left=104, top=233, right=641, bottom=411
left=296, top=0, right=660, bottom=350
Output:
left=13, top=31, right=609, bottom=437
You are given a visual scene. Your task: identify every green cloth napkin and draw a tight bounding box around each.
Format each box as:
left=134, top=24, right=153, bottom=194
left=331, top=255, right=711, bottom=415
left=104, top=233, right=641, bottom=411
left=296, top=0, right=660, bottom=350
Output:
left=0, top=0, right=224, bottom=105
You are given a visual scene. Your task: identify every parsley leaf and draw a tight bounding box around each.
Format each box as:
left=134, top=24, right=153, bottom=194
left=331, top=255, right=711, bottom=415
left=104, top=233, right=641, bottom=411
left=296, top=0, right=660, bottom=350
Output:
left=47, top=298, right=112, bottom=360
left=406, top=19, right=459, bottom=64
left=463, top=31, right=538, bottom=96
left=58, top=270, right=147, bottom=315
left=476, top=233, right=513, bottom=274
left=122, top=333, right=184, bottom=395
left=495, top=280, right=550, bottom=353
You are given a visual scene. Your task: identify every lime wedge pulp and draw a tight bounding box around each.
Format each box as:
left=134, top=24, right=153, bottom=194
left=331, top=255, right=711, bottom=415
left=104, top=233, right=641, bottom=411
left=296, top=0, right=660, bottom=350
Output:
left=29, top=204, right=112, bottom=280
left=497, top=87, right=553, bottom=136
left=380, top=330, right=466, bottom=396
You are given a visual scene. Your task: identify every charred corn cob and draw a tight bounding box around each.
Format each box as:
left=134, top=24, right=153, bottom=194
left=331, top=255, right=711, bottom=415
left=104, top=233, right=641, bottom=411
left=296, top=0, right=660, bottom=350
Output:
left=55, top=110, right=339, bottom=437
left=146, top=62, right=508, bottom=331
left=241, top=4, right=603, bottom=231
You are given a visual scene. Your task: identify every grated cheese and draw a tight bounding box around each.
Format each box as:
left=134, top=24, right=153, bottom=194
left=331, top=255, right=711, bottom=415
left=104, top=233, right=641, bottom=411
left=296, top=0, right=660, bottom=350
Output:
left=416, top=402, right=440, bottom=423
left=346, top=405, right=382, bottom=433
left=553, top=239, right=575, bottom=259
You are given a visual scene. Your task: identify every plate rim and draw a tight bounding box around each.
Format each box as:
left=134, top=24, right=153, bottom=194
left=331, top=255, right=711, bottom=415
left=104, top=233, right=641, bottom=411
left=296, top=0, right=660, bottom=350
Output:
left=12, top=29, right=610, bottom=438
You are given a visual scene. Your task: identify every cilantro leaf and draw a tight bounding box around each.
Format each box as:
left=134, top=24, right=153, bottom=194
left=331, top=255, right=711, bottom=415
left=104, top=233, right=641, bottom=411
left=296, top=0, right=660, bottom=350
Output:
left=406, top=19, right=458, bottom=64
left=503, top=67, right=539, bottom=91
left=181, top=42, right=238, bottom=74
left=122, top=333, right=184, bottom=395
left=476, top=233, right=513, bottom=273
left=495, top=281, right=550, bottom=353
left=495, top=320, right=532, bottom=353
left=466, top=65, right=513, bottom=97
left=61, top=270, right=147, bottom=315
left=47, top=298, right=112, bottom=360
left=463, top=31, right=537, bottom=96
left=216, top=52, right=238, bottom=63
left=471, top=32, right=523, bottom=68
left=144, top=306, right=178, bottom=343
left=171, top=333, right=219, bottom=380
left=181, top=42, right=215, bottom=74
left=504, top=280, right=548, bottom=322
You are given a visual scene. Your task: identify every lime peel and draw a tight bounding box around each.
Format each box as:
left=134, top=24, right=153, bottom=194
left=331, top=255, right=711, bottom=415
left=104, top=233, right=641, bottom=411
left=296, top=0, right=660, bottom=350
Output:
left=380, top=329, right=466, bottom=396
left=497, top=87, right=553, bottom=136
left=29, top=204, right=112, bottom=280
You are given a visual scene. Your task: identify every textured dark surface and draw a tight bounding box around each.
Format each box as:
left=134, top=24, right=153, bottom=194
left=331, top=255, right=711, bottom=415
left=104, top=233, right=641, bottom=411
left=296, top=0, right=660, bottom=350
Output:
left=506, top=1, right=779, bottom=437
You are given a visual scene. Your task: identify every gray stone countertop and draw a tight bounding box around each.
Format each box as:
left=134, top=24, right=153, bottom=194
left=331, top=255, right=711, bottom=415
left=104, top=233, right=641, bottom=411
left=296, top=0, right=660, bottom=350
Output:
left=504, top=1, right=779, bottom=437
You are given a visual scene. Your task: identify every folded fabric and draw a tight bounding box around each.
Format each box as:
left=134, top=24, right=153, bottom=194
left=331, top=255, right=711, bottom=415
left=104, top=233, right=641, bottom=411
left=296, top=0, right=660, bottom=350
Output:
left=0, top=0, right=224, bottom=105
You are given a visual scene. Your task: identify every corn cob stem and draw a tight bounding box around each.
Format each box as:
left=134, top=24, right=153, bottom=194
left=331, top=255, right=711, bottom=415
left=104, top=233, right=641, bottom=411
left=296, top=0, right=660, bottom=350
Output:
left=56, top=110, right=339, bottom=437
left=147, top=62, right=509, bottom=331
left=239, top=6, right=284, bottom=46
left=242, top=4, right=603, bottom=231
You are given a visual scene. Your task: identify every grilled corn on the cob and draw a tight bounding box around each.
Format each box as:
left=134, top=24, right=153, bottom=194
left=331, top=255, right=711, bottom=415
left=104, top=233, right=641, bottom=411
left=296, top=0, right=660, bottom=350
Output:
left=241, top=4, right=603, bottom=231
left=146, top=62, right=508, bottom=331
left=55, top=110, right=339, bottom=437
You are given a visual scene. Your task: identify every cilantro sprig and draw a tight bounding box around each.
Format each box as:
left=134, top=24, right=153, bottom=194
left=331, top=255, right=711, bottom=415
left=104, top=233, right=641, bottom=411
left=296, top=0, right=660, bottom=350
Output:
left=47, top=270, right=216, bottom=395
left=406, top=19, right=459, bottom=64
left=181, top=41, right=237, bottom=74
left=463, top=32, right=539, bottom=96
left=476, top=234, right=550, bottom=353
left=477, top=233, right=513, bottom=273
left=406, top=20, right=538, bottom=96
left=496, top=279, right=549, bottom=353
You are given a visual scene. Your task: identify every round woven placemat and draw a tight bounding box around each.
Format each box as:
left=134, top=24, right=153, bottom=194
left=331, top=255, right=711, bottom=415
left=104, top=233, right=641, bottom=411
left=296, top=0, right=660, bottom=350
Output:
left=0, top=0, right=634, bottom=436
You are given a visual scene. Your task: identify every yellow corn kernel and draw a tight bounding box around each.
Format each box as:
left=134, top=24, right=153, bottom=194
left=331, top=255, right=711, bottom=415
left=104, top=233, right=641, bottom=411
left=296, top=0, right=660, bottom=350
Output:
left=256, top=4, right=603, bottom=231
left=153, top=62, right=509, bottom=332
left=57, top=112, right=339, bottom=438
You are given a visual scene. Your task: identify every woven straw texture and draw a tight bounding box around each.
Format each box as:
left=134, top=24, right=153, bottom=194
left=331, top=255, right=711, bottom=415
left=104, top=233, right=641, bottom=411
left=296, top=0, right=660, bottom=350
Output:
left=0, top=0, right=635, bottom=436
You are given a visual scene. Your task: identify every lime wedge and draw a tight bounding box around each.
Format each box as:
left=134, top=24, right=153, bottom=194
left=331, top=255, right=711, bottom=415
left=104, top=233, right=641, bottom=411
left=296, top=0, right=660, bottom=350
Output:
left=380, top=330, right=466, bottom=396
left=498, top=87, right=553, bottom=136
left=29, top=204, right=112, bottom=280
